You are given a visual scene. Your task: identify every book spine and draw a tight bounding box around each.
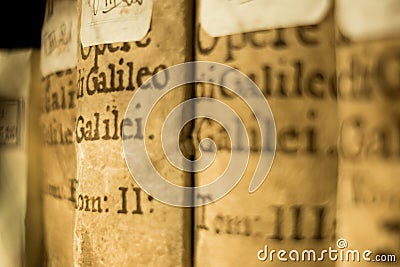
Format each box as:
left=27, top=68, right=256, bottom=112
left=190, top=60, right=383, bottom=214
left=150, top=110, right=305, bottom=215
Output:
left=0, top=49, right=41, bottom=267
left=39, top=0, right=78, bottom=265
left=40, top=68, right=77, bottom=266
left=194, top=2, right=338, bottom=266
left=335, top=1, right=400, bottom=265
left=74, top=0, right=194, bottom=265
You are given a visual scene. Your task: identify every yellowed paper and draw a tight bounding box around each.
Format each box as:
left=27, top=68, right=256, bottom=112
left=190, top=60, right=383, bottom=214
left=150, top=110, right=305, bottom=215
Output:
left=200, top=0, right=332, bottom=37
left=336, top=0, right=400, bottom=42
left=40, top=0, right=78, bottom=76
left=80, top=0, right=153, bottom=47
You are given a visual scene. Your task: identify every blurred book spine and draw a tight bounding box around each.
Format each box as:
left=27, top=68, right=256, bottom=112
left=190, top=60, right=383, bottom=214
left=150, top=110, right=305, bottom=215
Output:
left=194, top=1, right=338, bottom=266
left=0, top=49, right=42, bottom=267
left=335, top=1, right=400, bottom=266
left=39, top=0, right=78, bottom=266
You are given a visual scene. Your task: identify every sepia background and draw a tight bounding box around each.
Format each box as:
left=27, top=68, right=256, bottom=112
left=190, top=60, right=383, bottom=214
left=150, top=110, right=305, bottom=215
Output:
left=0, top=0, right=399, bottom=267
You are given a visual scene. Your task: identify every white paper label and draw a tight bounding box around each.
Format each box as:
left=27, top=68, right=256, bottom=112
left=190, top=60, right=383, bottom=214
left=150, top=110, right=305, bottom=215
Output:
left=0, top=99, right=21, bottom=146
left=41, top=0, right=78, bottom=76
left=200, top=0, right=332, bottom=37
left=80, top=0, right=153, bottom=47
left=336, top=0, right=400, bottom=41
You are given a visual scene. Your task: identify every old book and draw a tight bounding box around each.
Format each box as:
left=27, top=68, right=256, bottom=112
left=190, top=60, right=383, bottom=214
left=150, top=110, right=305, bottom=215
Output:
left=74, top=0, right=193, bottom=266
left=335, top=0, right=400, bottom=265
left=39, top=0, right=78, bottom=266
left=194, top=0, right=338, bottom=266
left=26, top=50, right=45, bottom=267
left=0, top=49, right=42, bottom=267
